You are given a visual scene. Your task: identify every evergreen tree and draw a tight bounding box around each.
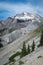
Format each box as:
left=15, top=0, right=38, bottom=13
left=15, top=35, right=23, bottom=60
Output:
left=0, top=43, right=3, bottom=48
left=0, top=38, right=1, bottom=42
left=31, top=40, right=35, bottom=52
left=20, top=41, right=27, bottom=58
left=0, top=38, right=3, bottom=48
left=38, top=31, right=43, bottom=47
left=27, top=44, right=30, bottom=54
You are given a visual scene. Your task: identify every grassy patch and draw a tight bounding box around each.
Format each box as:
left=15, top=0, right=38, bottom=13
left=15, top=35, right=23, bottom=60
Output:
left=8, top=27, right=16, bottom=33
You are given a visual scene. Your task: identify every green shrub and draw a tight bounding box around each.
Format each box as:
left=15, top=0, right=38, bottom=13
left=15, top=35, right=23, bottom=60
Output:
left=9, top=52, right=21, bottom=62
left=19, top=61, right=24, bottom=65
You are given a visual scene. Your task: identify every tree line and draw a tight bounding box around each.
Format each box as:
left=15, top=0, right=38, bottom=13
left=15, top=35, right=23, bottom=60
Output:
left=20, top=31, right=43, bottom=58
left=20, top=40, right=35, bottom=58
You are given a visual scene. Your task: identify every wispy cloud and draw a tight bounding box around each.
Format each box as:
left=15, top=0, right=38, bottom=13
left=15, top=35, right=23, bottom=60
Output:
left=0, top=2, right=43, bottom=20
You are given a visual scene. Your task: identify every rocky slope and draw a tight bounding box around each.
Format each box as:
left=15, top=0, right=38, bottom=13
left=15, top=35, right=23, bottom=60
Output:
left=0, top=12, right=43, bottom=46
left=0, top=24, right=43, bottom=65
left=0, top=12, right=43, bottom=65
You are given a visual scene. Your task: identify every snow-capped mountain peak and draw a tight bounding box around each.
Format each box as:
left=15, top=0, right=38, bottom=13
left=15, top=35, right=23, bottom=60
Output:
left=0, top=12, right=43, bottom=30
left=14, top=12, right=43, bottom=26
left=22, top=12, right=28, bottom=16
left=15, top=12, right=34, bottom=20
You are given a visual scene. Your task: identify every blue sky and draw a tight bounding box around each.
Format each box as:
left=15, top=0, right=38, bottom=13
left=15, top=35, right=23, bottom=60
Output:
left=0, top=0, right=43, bottom=20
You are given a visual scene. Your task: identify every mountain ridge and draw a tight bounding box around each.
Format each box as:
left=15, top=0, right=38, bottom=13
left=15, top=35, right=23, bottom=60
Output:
left=0, top=12, right=43, bottom=28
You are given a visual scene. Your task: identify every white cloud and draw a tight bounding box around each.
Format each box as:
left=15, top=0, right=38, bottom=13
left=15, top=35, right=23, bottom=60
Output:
left=0, top=2, right=43, bottom=17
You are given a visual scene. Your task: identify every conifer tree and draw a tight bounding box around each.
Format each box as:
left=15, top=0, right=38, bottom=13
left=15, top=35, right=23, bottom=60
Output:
left=20, top=41, right=27, bottom=58
left=38, top=31, right=43, bottom=47
left=27, top=44, right=30, bottom=54
left=31, top=40, right=35, bottom=52
left=0, top=38, right=3, bottom=48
